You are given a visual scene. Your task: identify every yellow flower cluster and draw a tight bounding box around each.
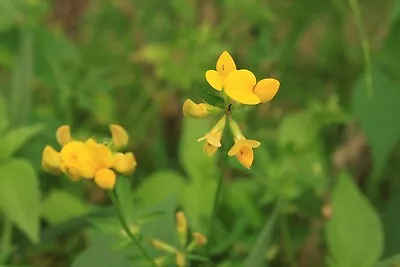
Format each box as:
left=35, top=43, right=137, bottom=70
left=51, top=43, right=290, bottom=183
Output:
left=183, top=51, right=280, bottom=169
left=152, top=212, right=207, bottom=267
left=41, top=125, right=137, bottom=190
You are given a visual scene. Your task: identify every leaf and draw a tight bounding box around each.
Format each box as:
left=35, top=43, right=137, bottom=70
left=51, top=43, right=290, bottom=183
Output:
left=134, top=170, right=185, bottom=206
left=326, top=173, right=384, bottom=267
left=181, top=180, right=217, bottom=231
left=382, top=192, right=400, bottom=258
left=179, top=117, right=217, bottom=182
left=41, top=190, right=89, bottom=225
left=0, top=95, right=8, bottom=134
left=390, top=0, right=400, bottom=24
left=244, top=201, right=281, bottom=267
left=0, top=159, right=41, bottom=243
left=195, top=86, right=225, bottom=108
left=0, top=0, right=20, bottom=32
left=0, top=124, right=42, bottom=161
left=353, top=68, right=400, bottom=175
left=72, top=231, right=131, bottom=267
left=376, top=253, right=400, bottom=267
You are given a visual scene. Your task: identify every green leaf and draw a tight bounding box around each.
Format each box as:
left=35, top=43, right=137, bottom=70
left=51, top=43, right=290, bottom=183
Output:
left=390, top=0, right=400, bottom=24
left=0, top=0, right=20, bottom=32
left=72, top=231, right=131, bottom=267
left=376, top=253, right=400, bottom=267
left=0, top=124, right=42, bottom=161
left=134, top=170, right=185, bottom=206
left=244, top=201, right=281, bottom=267
left=195, top=86, right=225, bottom=108
left=179, top=117, right=217, bottom=182
left=0, top=95, right=8, bottom=134
left=326, top=173, right=384, bottom=267
left=181, top=180, right=217, bottom=231
left=382, top=192, right=400, bottom=258
left=0, top=159, right=41, bottom=243
left=353, top=68, right=400, bottom=175
left=41, top=190, right=89, bottom=225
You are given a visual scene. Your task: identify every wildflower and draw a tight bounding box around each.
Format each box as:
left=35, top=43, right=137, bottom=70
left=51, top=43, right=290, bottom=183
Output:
left=205, top=51, right=237, bottom=91
left=228, top=118, right=260, bottom=169
left=182, top=99, right=212, bottom=118
left=151, top=211, right=207, bottom=267
left=41, top=125, right=137, bottom=190
left=224, top=69, right=280, bottom=105
left=197, top=115, right=226, bottom=156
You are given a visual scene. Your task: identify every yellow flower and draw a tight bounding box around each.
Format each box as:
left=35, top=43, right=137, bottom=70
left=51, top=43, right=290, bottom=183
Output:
left=41, top=146, right=61, bottom=174
left=56, top=125, right=72, bottom=146
left=110, top=124, right=129, bottom=148
left=183, top=99, right=212, bottom=118
left=94, top=168, right=116, bottom=190
left=197, top=115, right=226, bottom=156
left=224, top=69, right=280, bottom=105
left=113, top=152, right=137, bottom=175
left=205, top=51, right=237, bottom=91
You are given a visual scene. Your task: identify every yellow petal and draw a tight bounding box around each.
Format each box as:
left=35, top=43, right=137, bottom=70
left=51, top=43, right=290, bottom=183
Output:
left=94, top=168, right=116, bottom=190
left=183, top=99, right=210, bottom=118
left=204, top=143, right=218, bottom=156
left=227, top=142, right=242, bottom=156
left=56, top=125, right=72, bottom=146
left=205, top=70, right=223, bottom=91
left=41, top=145, right=61, bottom=174
left=205, top=133, right=222, bottom=147
left=225, top=69, right=257, bottom=90
left=253, top=78, right=280, bottom=103
left=110, top=124, right=129, bottom=149
left=236, top=146, right=254, bottom=169
left=224, top=70, right=260, bottom=105
left=85, top=139, right=114, bottom=169
left=225, top=87, right=260, bottom=105
left=244, top=139, right=261, bottom=148
left=216, top=51, right=237, bottom=77
left=113, top=152, right=137, bottom=175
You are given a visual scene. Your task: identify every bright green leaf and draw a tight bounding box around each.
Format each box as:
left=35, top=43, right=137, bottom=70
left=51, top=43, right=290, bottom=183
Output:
left=0, top=124, right=42, bottom=161
left=326, top=173, right=384, bottom=267
left=0, top=159, right=41, bottom=243
left=41, top=190, right=89, bottom=225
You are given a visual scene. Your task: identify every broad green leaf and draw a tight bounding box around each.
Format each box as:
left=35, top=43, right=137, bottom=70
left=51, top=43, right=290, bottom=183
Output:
left=179, top=117, right=217, bottom=181
left=0, top=124, right=42, bottom=161
left=326, top=173, right=384, bottom=267
left=41, top=190, right=89, bottom=225
left=353, top=68, right=400, bottom=175
left=181, top=180, right=217, bottom=231
left=134, top=170, right=185, bottom=206
left=72, top=231, right=131, bottom=267
left=0, top=159, right=41, bottom=243
left=244, top=201, right=281, bottom=267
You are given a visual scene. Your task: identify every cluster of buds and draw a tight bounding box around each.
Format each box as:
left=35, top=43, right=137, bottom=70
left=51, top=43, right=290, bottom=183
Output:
left=152, top=212, right=207, bottom=267
left=41, top=125, right=137, bottom=190
left=183, top=51, right=280, bottom=169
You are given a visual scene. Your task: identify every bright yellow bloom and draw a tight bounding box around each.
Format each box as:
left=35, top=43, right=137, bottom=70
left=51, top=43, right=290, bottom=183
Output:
left=228, top=138, right=261, bottom=169
left=110, top=124, right=129, bottom=148
left=183, top=99, right=213, bottom=118
left=205, top=51, right=237, bottom=91
left=197, top=115, right=226, bottom=156
left=56, top=125, right=72, bottom=146
left=176, top=211, right=188, bottom=247
left=224, top=69, right=280, bottom=105
left=94, top=168, right=116, bottom=190
left=41, top=146, right=61, bottom=174
left=113, top=152, right=137, bottom=175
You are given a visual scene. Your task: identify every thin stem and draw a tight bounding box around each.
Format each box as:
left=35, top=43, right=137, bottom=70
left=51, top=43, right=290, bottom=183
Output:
left=280, top=214, right=297, bottom=267
left=1, top=219, right=12, bottom=252
left=108, top=191, right=156, bottom=266
left=349, top=0, right=373, bottom=99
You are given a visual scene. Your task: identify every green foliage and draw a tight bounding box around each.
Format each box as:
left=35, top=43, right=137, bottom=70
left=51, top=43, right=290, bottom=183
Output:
left=326, top=173, right=384, bottom=267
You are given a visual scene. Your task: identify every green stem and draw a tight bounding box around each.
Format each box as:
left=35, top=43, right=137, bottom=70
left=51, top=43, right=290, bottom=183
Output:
left=1, top=219, right=12, bottom=252
left=280, top=214, right=297, bottom=267
left=108, top=191, right=156, bottom=266
left=349, top=0, right=373, bottom=99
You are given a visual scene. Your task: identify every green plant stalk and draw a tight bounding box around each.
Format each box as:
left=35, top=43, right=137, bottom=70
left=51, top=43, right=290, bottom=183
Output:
left=108, top=190, right=156, bottom=266
left=1, top=219, right=12, bottom=252
left=349, top=0, right=373, bottom=99
left=280, top=214, right=297, bottom=267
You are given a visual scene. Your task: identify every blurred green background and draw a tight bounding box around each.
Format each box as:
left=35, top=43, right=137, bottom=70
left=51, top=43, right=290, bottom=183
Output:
left=1, top=0, right=400, bottom=266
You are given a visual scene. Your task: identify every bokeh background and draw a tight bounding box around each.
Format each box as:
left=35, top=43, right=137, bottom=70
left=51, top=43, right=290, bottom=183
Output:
left=1, top=0, right=400, bottom=266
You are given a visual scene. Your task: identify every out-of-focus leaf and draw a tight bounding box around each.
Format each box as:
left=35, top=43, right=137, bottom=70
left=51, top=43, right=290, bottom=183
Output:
left=115, top=176, right=135, bottom=222
left=244, top=201, right=281, bottom=267
left=353, top=68, right=400, bottom=175
left=72, top=231, right=131, bottom=267
left=41, top=190, right=89, bottom=225
left=0, top=96, right=8, bottom=134
left=134, top=170, right=185, bottom=206
left=390, top=0, right=400, bottom=24
left=181, top=180, right=217, bottom=231
left=326, top=173, right=384, bottom=267
left=179, top=117, right=217, bottom=181
left=376, top=253, right=400, bottom=267
left=0, top=159, right=40, bottom=243
left=0, top=124, right=42, bottom=161
left=0, top=0, right=20, bottom=32
left=382, top=192, right=400, bottom=258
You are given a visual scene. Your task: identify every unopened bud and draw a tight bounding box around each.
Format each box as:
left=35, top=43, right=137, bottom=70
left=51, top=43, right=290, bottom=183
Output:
left=176, top=252, right=186, bottom=267
left=176, top=211, right=188, bottom=247
left=192, top=232, right=207, bottom=246
left=151, top=239, right=178, bottom=254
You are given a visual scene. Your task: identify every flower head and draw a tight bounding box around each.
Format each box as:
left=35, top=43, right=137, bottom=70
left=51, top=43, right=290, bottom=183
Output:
left=205, top=51, right=237, bottom=91
left=224, top=69, right=280, bottom=105
left=197, top=115, right=226, bottom=156
left=183, top=99, right=213, bottom=118
left=42, top=125, right=137, bottom=190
